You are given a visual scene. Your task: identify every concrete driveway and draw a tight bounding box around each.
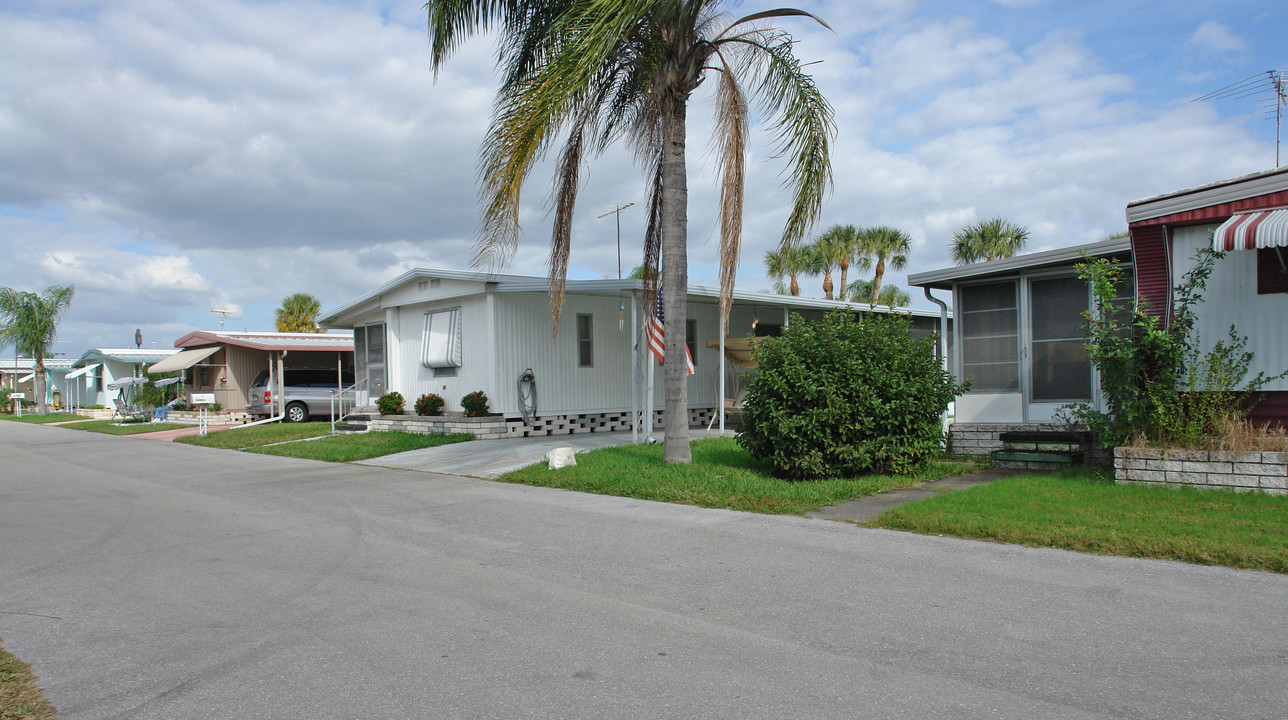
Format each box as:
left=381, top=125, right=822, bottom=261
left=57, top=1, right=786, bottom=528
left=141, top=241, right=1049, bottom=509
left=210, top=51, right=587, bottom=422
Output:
left=1, top=420, right=1286, bottom=719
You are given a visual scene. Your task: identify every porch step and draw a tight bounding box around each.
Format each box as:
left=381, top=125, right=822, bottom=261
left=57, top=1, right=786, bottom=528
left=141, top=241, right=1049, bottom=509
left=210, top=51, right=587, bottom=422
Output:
left=992, top=431, right=1093, bottom=470
left=333, top=412, right=370, bottom=433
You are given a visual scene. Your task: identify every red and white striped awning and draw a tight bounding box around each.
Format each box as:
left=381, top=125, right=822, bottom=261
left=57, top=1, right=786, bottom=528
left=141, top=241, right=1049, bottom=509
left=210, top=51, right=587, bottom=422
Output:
left=1212, top=208, right=1288, bottom=251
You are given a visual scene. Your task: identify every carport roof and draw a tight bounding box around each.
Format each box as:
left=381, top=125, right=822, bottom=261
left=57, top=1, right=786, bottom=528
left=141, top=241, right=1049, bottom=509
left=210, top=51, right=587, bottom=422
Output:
left=173, top=330, right=354, bottom=353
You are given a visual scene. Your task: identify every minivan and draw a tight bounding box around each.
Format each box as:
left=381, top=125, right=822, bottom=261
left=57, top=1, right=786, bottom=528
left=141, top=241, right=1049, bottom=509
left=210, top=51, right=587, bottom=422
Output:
left=247, top=368, right=356, bottom=422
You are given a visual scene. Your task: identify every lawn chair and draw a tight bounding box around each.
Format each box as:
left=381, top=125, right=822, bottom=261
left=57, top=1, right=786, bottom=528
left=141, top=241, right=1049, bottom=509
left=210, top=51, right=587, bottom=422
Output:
left=107, top=377, right=150, bottom=424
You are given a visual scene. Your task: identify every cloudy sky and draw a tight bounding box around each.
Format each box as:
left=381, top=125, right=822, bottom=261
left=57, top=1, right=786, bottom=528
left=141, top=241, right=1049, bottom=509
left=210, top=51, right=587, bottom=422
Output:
left=1, top=0, right=1283, bottom=355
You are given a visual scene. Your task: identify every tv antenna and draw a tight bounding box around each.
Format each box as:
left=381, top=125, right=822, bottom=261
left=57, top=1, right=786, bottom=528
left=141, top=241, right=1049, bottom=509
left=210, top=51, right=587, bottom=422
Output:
left=211, top=308, right=234, bottom=329
left=1193, top=70, right=1288, bottom=167
left=597, top=202, right=635, bottom=279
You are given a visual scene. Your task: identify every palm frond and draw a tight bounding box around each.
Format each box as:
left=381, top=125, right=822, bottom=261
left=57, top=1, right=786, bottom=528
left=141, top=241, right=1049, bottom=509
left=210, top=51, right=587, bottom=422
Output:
left=711, top=53, right=749, bottom=331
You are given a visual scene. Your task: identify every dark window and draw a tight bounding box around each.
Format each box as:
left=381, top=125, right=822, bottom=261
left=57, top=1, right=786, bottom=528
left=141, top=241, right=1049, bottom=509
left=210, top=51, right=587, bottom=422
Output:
left=686, top=319, right=698, bottom=366
left=576, top=314, right=594, bottom=367
left=1258, top=248, right=1288, bottom=294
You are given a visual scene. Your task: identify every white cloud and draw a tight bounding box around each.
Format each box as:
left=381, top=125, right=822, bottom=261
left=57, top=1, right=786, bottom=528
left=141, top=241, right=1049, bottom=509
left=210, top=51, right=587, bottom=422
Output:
left=1188, top=20, right=1245, bottom=55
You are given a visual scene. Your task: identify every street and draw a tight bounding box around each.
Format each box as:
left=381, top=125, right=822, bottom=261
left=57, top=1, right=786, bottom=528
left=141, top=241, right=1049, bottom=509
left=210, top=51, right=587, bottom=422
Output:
left=1, top=420, right=1285, bottom=719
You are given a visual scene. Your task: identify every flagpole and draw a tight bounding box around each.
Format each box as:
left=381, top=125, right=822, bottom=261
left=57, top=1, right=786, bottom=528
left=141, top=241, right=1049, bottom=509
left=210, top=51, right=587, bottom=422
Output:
left=719, top=315, right=726, bottom=434
left=631, top=291, right=638, bottom=444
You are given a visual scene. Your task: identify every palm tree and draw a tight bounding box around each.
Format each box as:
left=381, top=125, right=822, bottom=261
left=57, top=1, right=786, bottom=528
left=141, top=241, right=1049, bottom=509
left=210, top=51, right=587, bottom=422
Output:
left=275, top=293, right=324, bottom=333
left=763, top=244, right=812, bottom=296
left=427, top=1, right=834, bottom=463
left=811, top=224, right=859, bottom=300
left=0, top=285, right=75, bottom=414
left=846, top=279, right=910, bottom=307
left=858, top=226, right=911, bottom=303
left=950, top=217, right=1029, bottom=265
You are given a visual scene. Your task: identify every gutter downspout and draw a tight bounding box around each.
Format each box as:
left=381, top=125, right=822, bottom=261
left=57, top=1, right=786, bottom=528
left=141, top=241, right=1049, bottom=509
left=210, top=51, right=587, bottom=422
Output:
left=923, top=287, right=951, bottom=446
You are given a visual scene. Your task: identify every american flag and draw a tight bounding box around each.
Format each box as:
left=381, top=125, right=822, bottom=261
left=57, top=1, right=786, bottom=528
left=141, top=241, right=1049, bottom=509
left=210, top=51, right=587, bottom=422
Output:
left=646, top=283, right=694, bottom=375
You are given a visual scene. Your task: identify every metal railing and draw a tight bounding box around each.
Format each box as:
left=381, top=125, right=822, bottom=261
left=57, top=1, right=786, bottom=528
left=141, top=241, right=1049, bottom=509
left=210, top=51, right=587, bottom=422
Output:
left=330, top=377, right=368, bottom=433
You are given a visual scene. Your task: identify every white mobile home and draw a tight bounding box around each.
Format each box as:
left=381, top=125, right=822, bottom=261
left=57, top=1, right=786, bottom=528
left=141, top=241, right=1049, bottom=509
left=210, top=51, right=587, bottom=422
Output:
left=70, top=348, right=179, bottom=408
left=319, top=269, right=950, bottom=438
left=1127, top=166, right=1288, bottom=427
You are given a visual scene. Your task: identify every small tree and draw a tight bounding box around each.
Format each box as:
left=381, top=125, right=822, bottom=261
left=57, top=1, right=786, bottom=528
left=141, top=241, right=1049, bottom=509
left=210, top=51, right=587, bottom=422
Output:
left=738, top=310, right=964, bottom=479
left=951, top=218, right=1028, bottom=265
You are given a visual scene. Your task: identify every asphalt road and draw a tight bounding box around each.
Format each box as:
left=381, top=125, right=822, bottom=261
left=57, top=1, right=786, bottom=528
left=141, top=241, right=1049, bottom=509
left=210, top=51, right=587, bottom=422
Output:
left=1, top=421, right=1285, bottom=719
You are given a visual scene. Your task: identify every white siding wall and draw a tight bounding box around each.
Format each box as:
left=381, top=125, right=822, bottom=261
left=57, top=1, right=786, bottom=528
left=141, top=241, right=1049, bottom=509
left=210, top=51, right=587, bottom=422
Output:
left=1172, top=224, right=1288, bottom=391
left=395, top=295, right=493, bottom=414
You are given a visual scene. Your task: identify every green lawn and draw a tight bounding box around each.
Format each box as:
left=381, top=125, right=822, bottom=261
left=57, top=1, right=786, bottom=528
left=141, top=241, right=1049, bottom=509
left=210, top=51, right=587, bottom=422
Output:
left=175, top=422, right=333, bottom=449
left=496, top=436, right=982, bottom=515
left=868, top=469, right=1288, bottom=573
left=247, top=431, right=472, bottom=462
left=0, top=638, right=56, bottom=719
left=68, top=420, right=191, bottom=435
left=0, top=412, right=91, bottom=424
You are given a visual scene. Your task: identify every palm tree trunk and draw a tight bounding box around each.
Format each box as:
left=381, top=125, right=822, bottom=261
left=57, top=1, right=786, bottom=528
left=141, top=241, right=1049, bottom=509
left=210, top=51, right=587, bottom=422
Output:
left=838, top=258, right=849, bottom=302
left=660, top=102, right=691, bottom=464
left=822, top=272, right=833, bottom=300
left=789, top=273, right=799, bottom=296
left=871, top=257, right=886, bottom=304
left=34, top=356, right=48, bottom=415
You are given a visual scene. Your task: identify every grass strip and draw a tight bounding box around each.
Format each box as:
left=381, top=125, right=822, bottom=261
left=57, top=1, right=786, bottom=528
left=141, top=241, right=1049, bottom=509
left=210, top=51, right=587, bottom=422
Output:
left=247, top=431, right=472, bottom=462
left=67, top=420, right=191, bottom=435
left=1, top=413, right=91, bottom=424
left=0, top=638, right=56, bottom=720
left=496, top=436, right=983, bottom=515
left=868, top=469, right=1288, bottom=573
left=176, top=422, right=332, bottom=449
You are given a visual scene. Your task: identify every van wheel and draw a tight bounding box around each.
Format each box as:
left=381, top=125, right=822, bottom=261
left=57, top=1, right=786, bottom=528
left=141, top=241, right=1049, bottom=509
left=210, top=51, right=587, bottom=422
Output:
left=285, top=402, right=309, bottom=423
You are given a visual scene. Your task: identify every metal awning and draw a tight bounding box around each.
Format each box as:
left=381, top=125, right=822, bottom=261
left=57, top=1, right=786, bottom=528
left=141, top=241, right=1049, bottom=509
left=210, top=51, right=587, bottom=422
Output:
left=148, top=346, right=219, bottom=373
left=1213, top=208, right=1288, bottom=251
left=65, top=363, right=100, bottom=380
left=18, top=373, right=33, bottom=383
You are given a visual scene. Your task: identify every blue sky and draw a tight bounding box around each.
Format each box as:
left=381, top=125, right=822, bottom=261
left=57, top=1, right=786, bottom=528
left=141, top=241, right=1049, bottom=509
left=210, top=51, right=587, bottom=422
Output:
left=0, top=0, right=1283, bottom=354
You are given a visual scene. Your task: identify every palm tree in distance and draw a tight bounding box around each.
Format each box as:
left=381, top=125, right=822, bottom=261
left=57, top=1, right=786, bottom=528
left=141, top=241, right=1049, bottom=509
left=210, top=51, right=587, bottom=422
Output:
left=858, top=226, right=911, bottom=304
left=275, top=293, right=324, bottom=333
left=0, top=285, right=74, bottom=414
left=951, top=217, right=1030, bottom=265
left=811, top=224, right=859, bottom=301
left=846, top=279, right=910, bottom=307
left=763, top=244, right=812, bottom=296
left=427, top=1, right=834, bottom=463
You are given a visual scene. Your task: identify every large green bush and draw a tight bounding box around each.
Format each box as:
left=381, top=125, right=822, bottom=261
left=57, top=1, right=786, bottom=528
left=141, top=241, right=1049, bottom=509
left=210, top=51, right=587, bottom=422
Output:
left=737, top=310, right=964, bottom=479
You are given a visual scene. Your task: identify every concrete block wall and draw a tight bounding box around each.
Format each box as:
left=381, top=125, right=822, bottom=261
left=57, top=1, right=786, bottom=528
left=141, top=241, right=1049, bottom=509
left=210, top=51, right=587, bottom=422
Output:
left=368, top=408, right=715, bottom=440
left=1114, top=447, right=1288, bottom=495
left=949, top=423, right=1071, bottom=456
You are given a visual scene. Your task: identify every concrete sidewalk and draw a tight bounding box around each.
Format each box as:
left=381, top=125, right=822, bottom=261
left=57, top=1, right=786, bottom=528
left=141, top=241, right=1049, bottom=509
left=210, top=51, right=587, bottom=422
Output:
left=807, top=467, right=1022, bottom=524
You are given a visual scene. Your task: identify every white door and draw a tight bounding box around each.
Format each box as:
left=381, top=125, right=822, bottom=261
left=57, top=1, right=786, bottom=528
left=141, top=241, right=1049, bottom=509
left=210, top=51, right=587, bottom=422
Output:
left=1025, top=275, right=1092, bottom=422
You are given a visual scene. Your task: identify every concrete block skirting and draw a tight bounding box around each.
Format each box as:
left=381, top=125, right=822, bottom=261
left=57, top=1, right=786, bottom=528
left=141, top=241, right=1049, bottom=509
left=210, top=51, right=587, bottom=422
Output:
left=367, top=408, right=716, bottom=440
left=1114, top=446, right=1288, bottom=495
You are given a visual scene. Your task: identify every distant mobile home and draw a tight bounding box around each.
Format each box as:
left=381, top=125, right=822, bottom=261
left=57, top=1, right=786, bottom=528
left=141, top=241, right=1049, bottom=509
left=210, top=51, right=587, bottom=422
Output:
left=70, top=348, right=179, bottom=408
left=149, top=330, right=355, bottom=413
left=319, top=268, right=952, bottom=438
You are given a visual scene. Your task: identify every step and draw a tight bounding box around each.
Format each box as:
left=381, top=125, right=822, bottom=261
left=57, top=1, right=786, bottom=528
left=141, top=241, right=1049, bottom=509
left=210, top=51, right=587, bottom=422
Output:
left=991, top=450, right=1085, bottom=464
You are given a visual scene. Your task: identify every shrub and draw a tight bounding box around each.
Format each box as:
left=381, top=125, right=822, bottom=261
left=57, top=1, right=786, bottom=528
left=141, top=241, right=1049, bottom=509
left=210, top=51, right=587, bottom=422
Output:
left=461, top=390, right=490, bottom=417
left=415, top=392, right=445, bottom=416
left=0, top=386, right=12, bottom=412
left=377, top=391, right=405, bottom=416
left=737, top=310, right=965, bottom=480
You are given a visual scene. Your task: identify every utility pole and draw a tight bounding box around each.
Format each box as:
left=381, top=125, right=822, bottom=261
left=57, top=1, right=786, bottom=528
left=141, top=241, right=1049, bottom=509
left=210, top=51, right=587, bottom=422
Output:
left=597, top=203, right=635, bottom=279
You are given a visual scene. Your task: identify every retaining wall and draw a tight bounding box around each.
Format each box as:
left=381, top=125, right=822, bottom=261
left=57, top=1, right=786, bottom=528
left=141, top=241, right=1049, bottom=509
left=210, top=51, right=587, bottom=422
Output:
left=1114, top=447, right=1287, bottom=495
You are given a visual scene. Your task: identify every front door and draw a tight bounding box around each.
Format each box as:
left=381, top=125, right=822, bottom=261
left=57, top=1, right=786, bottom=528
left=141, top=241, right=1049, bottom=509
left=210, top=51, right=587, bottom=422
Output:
left=354, top=323, right=387, bottom=404
left=1025, top=276, right=1092, bottom=422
